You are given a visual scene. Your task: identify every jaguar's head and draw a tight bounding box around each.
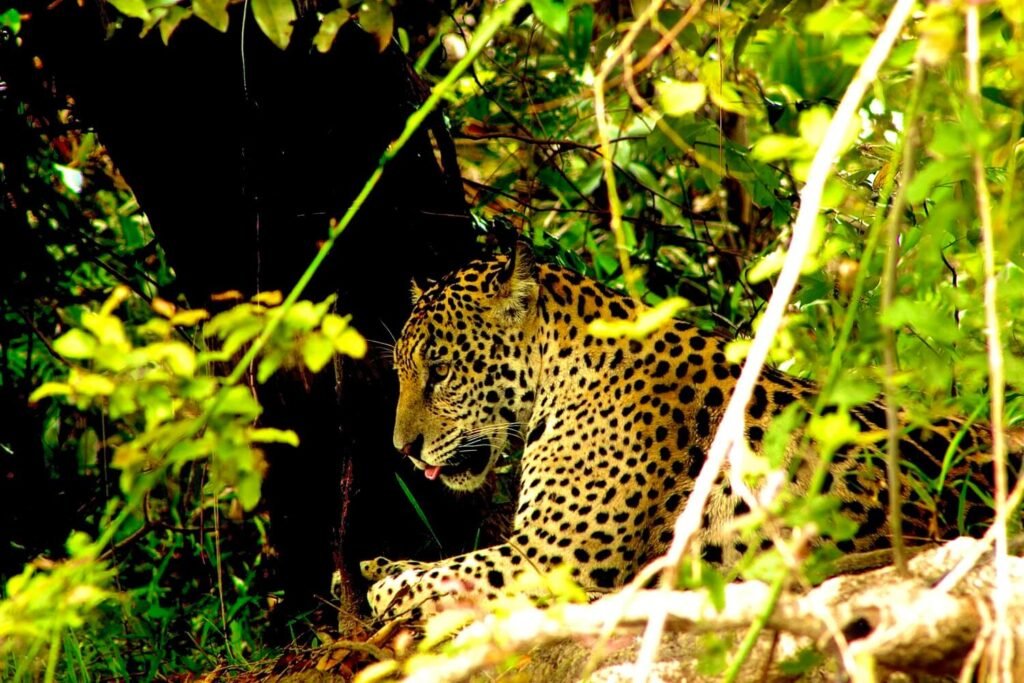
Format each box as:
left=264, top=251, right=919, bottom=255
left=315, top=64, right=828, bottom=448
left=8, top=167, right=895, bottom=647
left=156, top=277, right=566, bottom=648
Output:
left=391, top=243, right=541, bottom=491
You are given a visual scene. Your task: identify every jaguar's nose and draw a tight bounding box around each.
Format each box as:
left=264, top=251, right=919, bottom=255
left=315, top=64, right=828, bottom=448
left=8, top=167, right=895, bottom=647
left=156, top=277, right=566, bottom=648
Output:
left=398, top=435, right=424, bottom=459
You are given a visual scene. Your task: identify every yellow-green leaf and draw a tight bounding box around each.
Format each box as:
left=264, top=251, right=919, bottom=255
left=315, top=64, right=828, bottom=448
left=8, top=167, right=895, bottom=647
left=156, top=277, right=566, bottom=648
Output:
left=108, top=0, right=149, bottom=20
left=236, top=472, right=263, bottom=510
left=248, top=427, right=300, bottom=447
left=168, top=437, right=214, bottom=464
left=53, top=329, right=97, bottom=359
left=657, top=79, right=706, bottom=117
left=214, top=386, right=263, bottom=420
left=751, top=134, right=808, bottom=162
left=332, top=328, right=367, bottom=358
left=798, top=106, right=831, bottom=148
left=588, top=298, right=688, bottom=339
left=357, top=0, right=393, bottom=52
left=314, top=8, right=350, bottom=52
left=252, top=290, right=283, bottom=306
left=252, top=0, right=296, bottom=50
left=160, top=6, right=192, bottom=44
left=82, top=311, right=128, bottom=349
left=193, top=0, right=230, bottom=32
left=257, top=350, right=285, bottom=383
left=29, top=382, right=72, bottom=403
left=170, top=309, right=209, bottom=326
left=747, top=248, right=786, bottom=284
left=148, top=342, right=197, bottom=377
left=70, top=371, right=116, bottom=397
left=302, top=333, right=335, bottom=372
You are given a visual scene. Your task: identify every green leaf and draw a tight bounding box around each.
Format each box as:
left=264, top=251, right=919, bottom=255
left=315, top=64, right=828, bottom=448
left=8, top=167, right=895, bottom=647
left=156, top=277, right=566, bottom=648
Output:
left=807, top=411, right=861, bottom=456
left=107, top=0, right=150, bottom=20
left=657, top=79, right=707, bottom=117
left=797, top=106, right=831, bottom=147
left=332, top=328, right=367, bottom=358
left=301, top=333, right=334, bottom=372
left=193, top=0, right=230, bottom=32
left=159, top=6, right=192, bottom=44
left=248, top=427, right=300, bottom=447
left=236, top=472, right=263, bottom=510
left=168, top=437, right=214, bottom=464
left=82, top=311, right=128, bottom=349
left=747, top=248, right=786, bottom=284
left=588, top=298, right=688, bottom=339
left=314, top=8, right=350, bottom=52
left=532, top=0, right=570, bottom=34
left=29, top=382, right=72, bottom=403
left=65, top=531, right=96, bottom=559
left=253, top=0, right=296, bottom=49
left=53, top=329, right=97, bottom=359
left=214, top=386, right=263, bottom=420
left=0, top=9, right=22, bottom=34
left=805, top=4, right=872, bottom=37
left=762, top=403, right=805, bottom=467
left=751, top=134, right=808, bottom=163
left=70, top=371, right=116, bottom=397
left=881, top=297, right=959, bottom=343
left=733, top=0, right=795, bottom=69
left=356, top=0, right=393, bottom=52
left=146, top=342, right=197, bottom=377
left=257, top=350, right=286, bottom=383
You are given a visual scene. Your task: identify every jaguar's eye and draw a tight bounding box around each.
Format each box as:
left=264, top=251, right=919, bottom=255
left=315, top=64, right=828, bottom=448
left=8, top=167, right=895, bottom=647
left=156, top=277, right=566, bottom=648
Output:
left=429, top=362, right=450, bottom=383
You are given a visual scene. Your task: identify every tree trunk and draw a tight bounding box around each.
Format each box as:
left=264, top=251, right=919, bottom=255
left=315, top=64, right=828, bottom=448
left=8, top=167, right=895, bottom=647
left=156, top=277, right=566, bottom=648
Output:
left=13, top=5, right=490, bottom=627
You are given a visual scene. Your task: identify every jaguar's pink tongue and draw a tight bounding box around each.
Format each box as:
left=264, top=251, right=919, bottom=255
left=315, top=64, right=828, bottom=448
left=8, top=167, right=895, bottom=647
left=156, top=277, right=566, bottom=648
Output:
left=424, top=466, right=442, bottom=481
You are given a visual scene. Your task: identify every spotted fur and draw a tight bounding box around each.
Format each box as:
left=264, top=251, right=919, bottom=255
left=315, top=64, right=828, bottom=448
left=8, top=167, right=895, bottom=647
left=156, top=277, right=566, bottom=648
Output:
left=361, top=244, right=1008, bottom=620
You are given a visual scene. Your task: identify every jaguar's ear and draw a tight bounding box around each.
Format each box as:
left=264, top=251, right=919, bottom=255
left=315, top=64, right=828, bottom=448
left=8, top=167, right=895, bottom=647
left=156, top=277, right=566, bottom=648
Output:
left=494, top=241, right=539, bottom=324
left=410, top=278, right=424, bottom=306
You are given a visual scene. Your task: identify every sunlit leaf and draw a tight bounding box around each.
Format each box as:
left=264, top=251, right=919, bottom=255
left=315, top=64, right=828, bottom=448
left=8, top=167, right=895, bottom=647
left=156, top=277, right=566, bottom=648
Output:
left=531, top=0, right=569, bottom=34
left=302, top=333, right=334, bottom=372
left=357, top=0, right=393, bottom=52
left=70, top=370, right=116, bottom=397
left=804, top=4, right=871, bottom=37
left=657, top=79, right=706, bottom=117
left=251, top=290, right=283, bottom=306
left=159, top=6, right=192, bottom=44
left=747, top=248, right=786, bottom=284
left=236, top=472, right=263, bottom=510
left=253, top=0, right=296, bottom=49
left=171, top=309, right=208, bottom=327
left=29, top=382, right=72, bottom=403
left=82, top=311, right=128, bottom=349
left=315, top=8, right=350, bottom=52
left=332, top=328, right=367, bottom=358
left=213, top=386, right=262, bottom=420
left=107, top=0, right=149, bottom=20
left=248, top=427, right=300, bottom=446
left=53, top=329, right=97, bottom=360
left=193, top=0, right=230, bottom=32
left=588, top=298, right=688, bottom=339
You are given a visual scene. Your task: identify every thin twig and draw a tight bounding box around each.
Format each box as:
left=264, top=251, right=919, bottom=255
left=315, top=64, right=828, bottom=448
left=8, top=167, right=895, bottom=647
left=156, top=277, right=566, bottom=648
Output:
left=964, top=6, right=1012, bottom=679
left=594, top=0, right=685, bottom=300
left=632, top=1, right=920, bottom=679
left=880, top=59, right=926, bottom=576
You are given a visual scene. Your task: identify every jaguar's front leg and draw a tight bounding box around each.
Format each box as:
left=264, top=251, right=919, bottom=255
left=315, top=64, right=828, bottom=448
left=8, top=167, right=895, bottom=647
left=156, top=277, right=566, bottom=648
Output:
left=363, top=543, right=531, bottom=620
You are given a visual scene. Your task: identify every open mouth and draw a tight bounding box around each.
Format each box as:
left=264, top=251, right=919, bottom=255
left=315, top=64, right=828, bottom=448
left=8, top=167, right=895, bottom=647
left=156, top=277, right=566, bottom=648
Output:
left=420, top=437, right=493, bottom=481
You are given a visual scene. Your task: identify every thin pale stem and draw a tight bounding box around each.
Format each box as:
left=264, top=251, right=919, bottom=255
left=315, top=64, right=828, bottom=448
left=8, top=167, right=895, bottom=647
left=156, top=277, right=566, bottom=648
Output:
left=594, top=0, right=694, bottom=301
left=880, top=60, right=926, bottom=576
left=632, top=0, right=919, bottom=678
left=965, top=6, right=1012, bottom=680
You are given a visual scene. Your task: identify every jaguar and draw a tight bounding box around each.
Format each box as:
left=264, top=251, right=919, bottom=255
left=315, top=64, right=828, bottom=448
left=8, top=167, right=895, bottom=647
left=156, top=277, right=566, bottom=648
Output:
left=361, top=243, right=1013, bottom=620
